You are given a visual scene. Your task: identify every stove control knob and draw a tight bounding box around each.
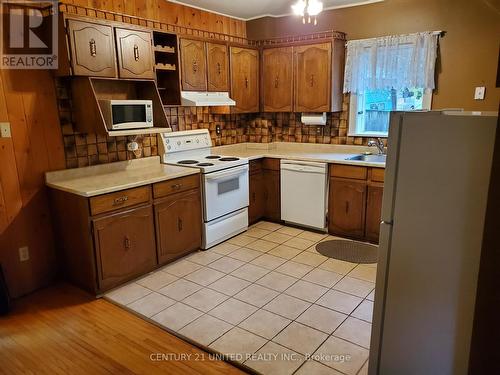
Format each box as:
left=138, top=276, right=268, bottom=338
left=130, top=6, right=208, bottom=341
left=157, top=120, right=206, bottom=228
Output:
left=167, top=145, right=171, bottom=150
left=196, top=139, right=199, bottom=143
left=177, top=141, right=181, bottom=146
left=166, top=139, right=169, bottom=144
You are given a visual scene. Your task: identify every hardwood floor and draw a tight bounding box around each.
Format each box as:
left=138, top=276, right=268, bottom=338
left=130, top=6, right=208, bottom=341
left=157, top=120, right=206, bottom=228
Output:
left=0, top=283, right=245, bottom=375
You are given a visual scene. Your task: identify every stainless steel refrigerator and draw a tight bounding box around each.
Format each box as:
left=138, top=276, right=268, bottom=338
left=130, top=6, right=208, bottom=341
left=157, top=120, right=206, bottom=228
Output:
left=369, top=111, right=498, bottom=375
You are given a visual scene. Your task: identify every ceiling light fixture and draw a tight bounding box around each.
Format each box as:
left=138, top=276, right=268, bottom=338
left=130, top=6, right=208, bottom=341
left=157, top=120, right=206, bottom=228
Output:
left=292, top=0, right=323, bottom=25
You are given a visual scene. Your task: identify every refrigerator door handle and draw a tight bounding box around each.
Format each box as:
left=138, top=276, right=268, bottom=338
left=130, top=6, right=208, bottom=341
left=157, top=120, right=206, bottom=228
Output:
left=381, top=220, right=393, bottom=225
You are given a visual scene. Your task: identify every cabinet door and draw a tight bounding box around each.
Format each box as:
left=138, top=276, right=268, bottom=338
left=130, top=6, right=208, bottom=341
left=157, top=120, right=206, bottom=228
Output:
left=264, top=170, right=281, bottom=222
left=180, top=38, right=207, bottom=91
left=67, top=19, right=117, bottom=77
left=207, top=43, right=229, bottom=92
left=93, top=206, right=157, bottom=291
left=365, top=184, right=384, bottom=243
left=249, top=171, right=265, bottom=224
left=230, top=47, right=259, bottom=113
left=115, top=27, right=154, bottom=79
left=329, top=178, right=367, bottom=239
left=263, top=47, right=293, bottom=112
left=155, top=189, right=202, bottom=264
left=294, top=43, right=331, bottom=112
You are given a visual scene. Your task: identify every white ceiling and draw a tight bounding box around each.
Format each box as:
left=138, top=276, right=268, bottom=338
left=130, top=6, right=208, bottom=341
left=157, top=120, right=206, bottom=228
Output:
left=169, top=0, right=384, bottom=20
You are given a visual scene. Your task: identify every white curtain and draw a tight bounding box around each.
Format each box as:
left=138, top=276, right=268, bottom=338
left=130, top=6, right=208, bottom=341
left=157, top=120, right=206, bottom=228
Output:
left=343, top=32, right=439, bottom=94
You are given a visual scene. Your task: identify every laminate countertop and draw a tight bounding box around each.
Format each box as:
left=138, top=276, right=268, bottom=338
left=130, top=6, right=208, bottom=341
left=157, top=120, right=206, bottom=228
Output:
left=45, top=156, right=199, bottom=197
left=211, top=142, right=386, bottom=168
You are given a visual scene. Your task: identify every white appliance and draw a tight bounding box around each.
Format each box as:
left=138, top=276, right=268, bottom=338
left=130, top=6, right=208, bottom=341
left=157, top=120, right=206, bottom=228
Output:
left=370, top=111, right=498, bottom=375
left=180, top=91, right=236, bottom=107
left=99, top=99, right=153, bottom=130
left=280, top=160, right=328, bottom=230
left=158, top=129, right=249, bottom=249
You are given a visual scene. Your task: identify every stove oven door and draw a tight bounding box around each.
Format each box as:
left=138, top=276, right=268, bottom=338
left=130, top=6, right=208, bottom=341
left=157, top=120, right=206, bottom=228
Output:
left=203, top=164, right=249, bottom=221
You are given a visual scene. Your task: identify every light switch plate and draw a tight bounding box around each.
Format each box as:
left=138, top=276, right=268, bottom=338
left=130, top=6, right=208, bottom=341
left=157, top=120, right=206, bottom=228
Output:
left=19, top=247, right=30, bottom=262
left=0, top=122, right=11, bottom=138
left=474, top=86, right=485, bottom=100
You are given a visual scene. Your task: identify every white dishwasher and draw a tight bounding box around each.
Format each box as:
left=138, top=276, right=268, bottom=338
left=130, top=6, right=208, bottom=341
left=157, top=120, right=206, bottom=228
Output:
left=280, top=160, right=328, bottom=231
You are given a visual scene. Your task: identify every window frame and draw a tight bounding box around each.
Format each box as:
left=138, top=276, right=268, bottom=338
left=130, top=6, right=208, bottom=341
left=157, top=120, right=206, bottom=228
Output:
left=348, top=88, right=433, bottom=138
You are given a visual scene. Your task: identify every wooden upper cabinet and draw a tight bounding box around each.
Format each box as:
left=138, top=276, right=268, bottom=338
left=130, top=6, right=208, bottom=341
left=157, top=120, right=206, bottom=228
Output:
left=294, top=43, right=332, bottom=112
left=207, top=43, right=229, bottom=92
left=230, top=47, right=259, bottom=113
left=67, top=19, right=117, bottom=77
left=180, top=38, right=207, bottom=91
left=263, top=47, right=293, bottom=112
left=115, top=27, right=154, bottom=79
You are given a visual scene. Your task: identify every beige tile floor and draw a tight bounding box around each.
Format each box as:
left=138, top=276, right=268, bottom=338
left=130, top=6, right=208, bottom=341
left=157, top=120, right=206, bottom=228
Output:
left=106, top=221, right=376, bottom=375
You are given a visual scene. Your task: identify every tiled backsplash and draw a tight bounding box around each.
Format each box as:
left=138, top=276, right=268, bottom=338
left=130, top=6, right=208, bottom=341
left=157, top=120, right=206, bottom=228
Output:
left=55, top=78, right=367, bottom=169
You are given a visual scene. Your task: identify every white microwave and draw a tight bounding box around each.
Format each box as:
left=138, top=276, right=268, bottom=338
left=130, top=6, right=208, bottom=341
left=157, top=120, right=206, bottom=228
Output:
left=99, top=99, right=154, bottom=130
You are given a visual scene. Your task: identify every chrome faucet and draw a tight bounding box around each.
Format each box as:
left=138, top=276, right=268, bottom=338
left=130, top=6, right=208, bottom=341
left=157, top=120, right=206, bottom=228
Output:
left=368, top=138, right=385, bottom=155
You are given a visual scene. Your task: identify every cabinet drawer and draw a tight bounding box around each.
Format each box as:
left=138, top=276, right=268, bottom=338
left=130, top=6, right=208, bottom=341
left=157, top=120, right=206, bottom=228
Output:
left=90, top=186, right=151, bottom=216
left=263, top=158, right=280, bottom=171
left=153, top=174, right=200, bottom=198
left=331, top=165, right=368, bottom=180
left=370, top=168, right=385, bottom=183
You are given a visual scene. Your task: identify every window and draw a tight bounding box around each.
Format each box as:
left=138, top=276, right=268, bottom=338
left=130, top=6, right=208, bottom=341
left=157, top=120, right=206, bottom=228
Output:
left=349, top=87, right=432, bottom=137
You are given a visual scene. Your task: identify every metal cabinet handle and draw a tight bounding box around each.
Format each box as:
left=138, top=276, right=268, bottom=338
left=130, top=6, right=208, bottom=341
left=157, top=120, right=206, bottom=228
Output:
left=112, top=196, right=128, bottom=206
left=192, top=60, right=198, bottom=72
left=274, top=75, right=279, bottom=88
left=124, top=236, right=131, bottom=250
left=178, top=217, right=183, bottom=231
left=133, top=44, right=139, bottom=61
left=216, top=62, right=221, bottom=75
left=171, top=183, right=182, bottom=190
left=245, top=77, right=248, bottom=88
left=310, top=74, right=315, bottom=87
left=89, top=39, right=96, bottom=57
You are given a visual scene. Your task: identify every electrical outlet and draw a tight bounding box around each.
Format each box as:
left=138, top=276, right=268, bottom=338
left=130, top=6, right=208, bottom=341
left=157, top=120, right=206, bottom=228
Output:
left=215, top=124, right=221, bottom=136
left=0, top=122, right=11, bottom=138
left=19, top=247, right=29, bottom=262
left=127, top=141, right=139, bottom=151
left=474, top=86, right=485, bottom=100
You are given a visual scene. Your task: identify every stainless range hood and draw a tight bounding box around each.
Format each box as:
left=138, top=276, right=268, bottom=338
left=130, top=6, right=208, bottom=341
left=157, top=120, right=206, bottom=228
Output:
left=180, top=91, right=236, bottom=107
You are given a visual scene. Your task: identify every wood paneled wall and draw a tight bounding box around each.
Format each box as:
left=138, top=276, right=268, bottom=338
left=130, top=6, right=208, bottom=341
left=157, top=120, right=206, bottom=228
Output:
left=0, top=70, right=65, bottom=298
left=61, top=0, right=247, bottom=38
left=0, top=1, right=247, bottom=298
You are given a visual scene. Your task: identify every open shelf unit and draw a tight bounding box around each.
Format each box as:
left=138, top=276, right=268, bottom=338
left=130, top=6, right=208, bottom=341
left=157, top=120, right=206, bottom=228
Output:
left=153, top=31, right=181, bottom=106
left=71, top=77, right=171, bottom=137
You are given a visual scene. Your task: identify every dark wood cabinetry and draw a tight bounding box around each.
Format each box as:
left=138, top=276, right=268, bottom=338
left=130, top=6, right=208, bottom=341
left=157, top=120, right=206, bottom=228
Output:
left=294, top=43, right=332, bottom=112
left=329, top=178, right=367, bottom=239
left=67, top=19, right=117, bottom=77
left=262, top=47, right=293, bottom=112
left=230, top=47, right=259, bottom=113
left=207, top=43, right=229, bottom=92
left=248, top=159, right=281, bottom=224
left=365, top=184, right=384, bottom=242
left=328, top=165, right=384, bottom=243
left=49, top=173, right=202, bottom=295
left=115, top=28, right=154, bottom=79
left=93, top=205, right=157, bottom=290
left=180, top=38, right=207, bottom=91
left=155, top=189, right=202, bottom=264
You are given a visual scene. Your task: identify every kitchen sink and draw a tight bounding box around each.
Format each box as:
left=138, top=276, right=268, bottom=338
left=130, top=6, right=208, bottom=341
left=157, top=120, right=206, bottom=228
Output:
left=346, top=154, right=386, bottom=163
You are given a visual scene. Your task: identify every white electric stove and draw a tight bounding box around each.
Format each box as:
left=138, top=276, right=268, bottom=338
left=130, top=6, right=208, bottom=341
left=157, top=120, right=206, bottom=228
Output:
left=158, top=129, right=249, bottom=249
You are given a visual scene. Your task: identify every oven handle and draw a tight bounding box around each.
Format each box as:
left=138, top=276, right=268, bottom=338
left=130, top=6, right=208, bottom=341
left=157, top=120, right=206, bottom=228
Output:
left=205, top=164, right=249, bottom=181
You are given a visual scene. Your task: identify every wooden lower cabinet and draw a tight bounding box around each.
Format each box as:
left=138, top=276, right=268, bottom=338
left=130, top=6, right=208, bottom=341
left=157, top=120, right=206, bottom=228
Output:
left=328, top=178, right=367, bottom=239
left=154, top=188, right=202, bottom=264
left=249, top=168, right=265, bottom=224
left=365, top=184, right=384, bottom=242
left=93, top=205, right=157, bottom=291
left=263, top=169, right=281, bottom=222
